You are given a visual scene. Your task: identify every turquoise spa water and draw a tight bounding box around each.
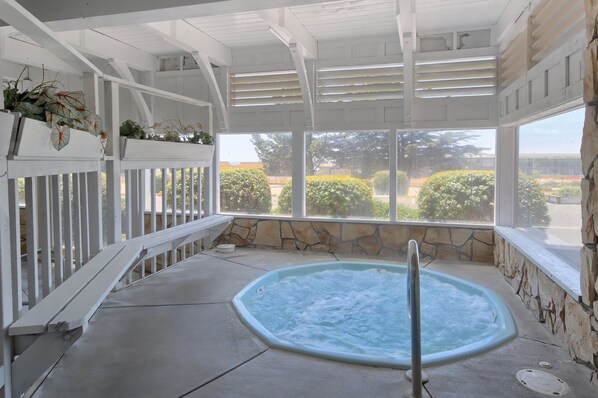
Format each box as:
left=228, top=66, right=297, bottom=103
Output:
left=245, top=267, right=499, bottom=358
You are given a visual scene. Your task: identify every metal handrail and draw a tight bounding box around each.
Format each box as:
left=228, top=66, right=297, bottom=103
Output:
left=407, top=239, right=423, bottom=398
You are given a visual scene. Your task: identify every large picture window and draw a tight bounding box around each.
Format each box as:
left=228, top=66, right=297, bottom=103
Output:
left=219, top=133, right=292, bottom=216
left=517, top=108, right=584, bottom=269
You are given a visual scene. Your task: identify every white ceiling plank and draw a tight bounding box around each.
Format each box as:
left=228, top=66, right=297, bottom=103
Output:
left=108, top=58, right=154, bottom=126
left=257, top=8, right=317, bottom=59
left=0, top=0, right=102, bottom=75
left=57, top=30, right=156, bottom=72
left=191, top=52, right=229, bottom=131
left=2, top=36, right=80, bottom=75
left=144, top=20, right=232, bottom=66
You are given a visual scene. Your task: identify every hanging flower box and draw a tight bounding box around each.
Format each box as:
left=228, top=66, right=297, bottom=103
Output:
left=120, top=137, right=215, bottom=163
left=12, top=118, right=102, bottom=160
left=0, top=111, right=17, bottom=157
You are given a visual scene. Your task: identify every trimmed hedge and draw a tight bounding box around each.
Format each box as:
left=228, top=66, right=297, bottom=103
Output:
left=417, top=170, right=550, bottom=225
left=373, top=200, right=420, bottom=220
left=278, top=175, right=373, bottom=217
left=373, top=170, right=410, bottom=196
left=220, top=168, right=272, bottom=213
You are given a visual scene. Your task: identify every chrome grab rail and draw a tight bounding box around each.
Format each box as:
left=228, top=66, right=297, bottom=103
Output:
left=406, top=239, right=423, bottom=398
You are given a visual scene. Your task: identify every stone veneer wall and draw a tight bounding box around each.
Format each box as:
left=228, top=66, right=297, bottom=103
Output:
left=495, top=235, right=598, bottom=387
left=216, top=217, right=495, bottom=263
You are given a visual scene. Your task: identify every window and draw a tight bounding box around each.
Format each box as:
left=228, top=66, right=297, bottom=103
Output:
left=517, top=108, right=584, bottom=270
left=305, top=131, right=390, bottom=219
left=396, top=130, right=496, bottom=224
left=219, top=133, right=292, bottom=215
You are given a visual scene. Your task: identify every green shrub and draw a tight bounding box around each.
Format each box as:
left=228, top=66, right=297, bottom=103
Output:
left=518, top=174, right=551, bottom=226
left=220, top=168, right=271, bottom=213
left=372, top=200, right=420, bottom=220
left=417, top=170, right=550, bottom=225
left=166, top=170, right=203, bottom=211
left=556, top=185, right=581, bottom=198
left=278, top=176, right=373, bottom=217
left=372, top=170, right=410, bottom=196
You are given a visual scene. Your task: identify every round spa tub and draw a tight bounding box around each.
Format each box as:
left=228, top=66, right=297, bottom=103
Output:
left=233, top=261, right=516, bottom=368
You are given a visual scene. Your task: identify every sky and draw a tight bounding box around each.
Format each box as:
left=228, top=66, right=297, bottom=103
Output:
left=219, top=107, right=585, bottom=163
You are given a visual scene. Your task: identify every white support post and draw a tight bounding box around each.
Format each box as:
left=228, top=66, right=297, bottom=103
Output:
left=83, top=72, right=100, bottom=115
left=87, top=169, right=103, bottom=257
left=389, top=130, right=398, bottom=222
left=104, top=81, right=123, bottom=244
left=292, top=131, right=306, bottom=218
left=396, top=0, right=416, bottom=127
left=191, top=52, right=229, bottom=131
left=210, top=111, right=218, bottom=215
left=109, top=59, right=154, bottom=127
left=495, top=126, right=519, bottom=226
left=0, top=78, right=13, bottom=394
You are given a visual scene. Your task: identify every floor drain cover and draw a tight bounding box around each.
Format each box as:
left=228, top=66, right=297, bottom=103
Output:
left=516, top=369, right=570, bottom=396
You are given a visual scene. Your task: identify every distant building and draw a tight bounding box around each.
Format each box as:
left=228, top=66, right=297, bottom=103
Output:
left=462, top=153, right=581, bottom=176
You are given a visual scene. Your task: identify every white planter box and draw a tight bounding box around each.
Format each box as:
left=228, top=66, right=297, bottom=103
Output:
left=120, top=137, right=214, bottom=163
left=0, top=111, right=17, bottom=157
left=13, top=118, right=102, bottom=160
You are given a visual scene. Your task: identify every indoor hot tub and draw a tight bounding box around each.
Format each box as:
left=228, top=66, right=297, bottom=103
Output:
left=233, top=261, right=517, bottom=368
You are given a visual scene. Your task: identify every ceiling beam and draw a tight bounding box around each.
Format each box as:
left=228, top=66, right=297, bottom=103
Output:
left=109, top=58, right=154, bottom=127
left=191, top=52, right=229, bottom=132
left=59, top=30, right=156, bottom=72
left=2, top=36, right=81, bottom=75
left=143, top=20, right=231, bottom=66
left=257, top=8, right=317, bottom=60
left=4, top=0, right=330, bottom=32
left=0, top=0, right=102, bottom=75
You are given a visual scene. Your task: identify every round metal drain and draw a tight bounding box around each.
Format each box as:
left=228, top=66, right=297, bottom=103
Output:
left=516, top=369, right=570, bottom=396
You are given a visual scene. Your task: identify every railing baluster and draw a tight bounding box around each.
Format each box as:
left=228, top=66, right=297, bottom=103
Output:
left=150, top=169, right=157, bottom=274
left=25, top=177, right=39, bottom=308
left=51, top=175, right=64, bottom=287
left=87, top=170, right=103, bottom=257
left=37, top=176, right=52, bottom=297
left=79, top=172, right=91, bottom=265
left=189, top=168, right=195, bottom=255
left=125, top=170, right=133, bottom=283
left=181, top=168, right=187, bottom=260
left=161, top=168, right=167, bottom=269
left=198, top=167, right=204, bottom=251
left=72, top=173, right=83, bottom=272
left=137, top=169, right=145, bottom=278
left=62, top=174, right=74, bottom=279
left=9, top=179, right=22, bottom=317
left=170, top=168, right=177, bottom=265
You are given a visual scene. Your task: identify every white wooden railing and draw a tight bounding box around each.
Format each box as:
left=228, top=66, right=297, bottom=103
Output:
left=0, top=74, right=224, bottom=397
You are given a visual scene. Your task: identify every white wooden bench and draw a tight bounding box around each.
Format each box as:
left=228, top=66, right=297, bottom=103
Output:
left=8, top=214, right=232, bottom=397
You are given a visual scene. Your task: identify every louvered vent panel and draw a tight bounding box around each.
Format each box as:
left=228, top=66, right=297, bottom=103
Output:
left=529, top=0, right=584, bottom=63
left=316, top=64, right=404, bottom=103
left=499, top=32, right=526, bottom=89
left=415, top=56, right=497, bottom=98
left=230, top=70, right=302, bottom=107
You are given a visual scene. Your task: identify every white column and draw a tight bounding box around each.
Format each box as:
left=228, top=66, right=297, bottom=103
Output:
left=292, top=131, right=306, bottom=218
left=104, top=81, right=123, bottom=243
left=495, top=126, right=518, bottom=226
left=389, top=130, right=398, bottom=222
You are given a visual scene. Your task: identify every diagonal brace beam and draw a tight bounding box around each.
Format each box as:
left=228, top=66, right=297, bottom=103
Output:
left=191, top=52, right=229, bottom=132
left=108, top=59, right=154, bottom=127
left=289, top=43, right=314, bottom=129
left=257, top=8, right=317, bottom=60
left=0, top=0, right=102, bottom=75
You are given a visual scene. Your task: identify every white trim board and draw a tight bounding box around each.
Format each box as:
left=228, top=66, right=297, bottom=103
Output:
left=494, top=226, right=581, bottom=299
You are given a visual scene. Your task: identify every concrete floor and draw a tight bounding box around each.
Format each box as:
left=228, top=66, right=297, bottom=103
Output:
left=32, top=249, right=597, bottom=398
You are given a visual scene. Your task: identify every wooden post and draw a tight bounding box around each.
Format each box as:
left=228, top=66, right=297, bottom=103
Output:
left=104, top=81, right=122, bottom=244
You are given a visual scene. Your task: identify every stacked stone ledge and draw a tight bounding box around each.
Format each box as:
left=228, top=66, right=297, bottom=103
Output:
left=217, top=218, right=495, bottom=263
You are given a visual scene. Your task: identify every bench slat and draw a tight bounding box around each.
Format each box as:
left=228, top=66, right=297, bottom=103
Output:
left=49, top=244, right=143, bottom=332
left=9, top=244, right=125, bottom=336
